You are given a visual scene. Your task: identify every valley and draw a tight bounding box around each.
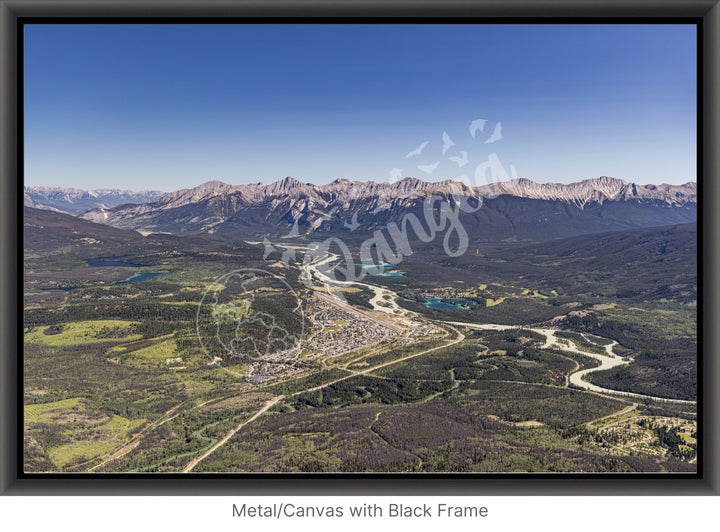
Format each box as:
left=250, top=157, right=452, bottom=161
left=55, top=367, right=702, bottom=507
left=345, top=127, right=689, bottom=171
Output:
left=22, top=177, right=698, bottom=474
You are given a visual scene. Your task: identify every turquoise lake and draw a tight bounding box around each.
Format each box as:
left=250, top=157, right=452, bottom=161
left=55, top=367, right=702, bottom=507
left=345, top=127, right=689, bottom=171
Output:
left=356, top=262, right=406, bottom=277
left=423, top=297, right=470, bottom=310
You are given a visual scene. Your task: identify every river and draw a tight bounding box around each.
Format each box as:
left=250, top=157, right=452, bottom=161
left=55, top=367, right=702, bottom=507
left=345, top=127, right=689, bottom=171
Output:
left=294, top=246, right=695, bottom=406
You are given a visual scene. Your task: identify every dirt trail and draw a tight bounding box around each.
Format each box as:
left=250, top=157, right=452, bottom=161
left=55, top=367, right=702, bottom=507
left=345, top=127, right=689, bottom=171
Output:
left=180, top=321, right=465, bottom=473
left=183, top=395, right=284, bottom=472
left=586, top=403, right=637, bottom=428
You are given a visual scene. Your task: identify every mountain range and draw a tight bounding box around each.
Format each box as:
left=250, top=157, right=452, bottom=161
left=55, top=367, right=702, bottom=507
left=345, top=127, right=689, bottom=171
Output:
left=24, top=176, right=697, bottom=243
left=24, top=186, right=165, bottom=215
left=82, top=176, right=697, bottom=242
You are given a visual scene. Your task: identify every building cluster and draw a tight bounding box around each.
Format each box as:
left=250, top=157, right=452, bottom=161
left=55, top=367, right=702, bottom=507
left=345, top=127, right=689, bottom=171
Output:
left=246, top=359, right=302, bottom=383
left=403, top=320, right=440, bottom=337
left=303, top=298, right=396, bottom=358
left=241, top=301, right=441, bottom=382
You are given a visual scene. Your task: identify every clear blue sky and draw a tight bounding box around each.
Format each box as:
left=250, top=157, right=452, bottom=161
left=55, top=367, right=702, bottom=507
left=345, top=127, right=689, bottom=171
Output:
left=24, top=24, right=697, bottom=191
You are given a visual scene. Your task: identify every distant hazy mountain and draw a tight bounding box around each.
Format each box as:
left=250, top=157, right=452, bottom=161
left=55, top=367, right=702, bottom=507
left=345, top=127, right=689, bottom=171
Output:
left=24, top=186, right=166, bottom=216
left=78, top=176, right=697, bottom=243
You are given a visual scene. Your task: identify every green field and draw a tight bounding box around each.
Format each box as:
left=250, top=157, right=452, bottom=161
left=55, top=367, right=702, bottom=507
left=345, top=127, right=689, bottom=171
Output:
left=24, top=320, right=142, bottom=346
left=48, top=415, right=147, bottom=468
left=25, top=397, right=84, bottom=424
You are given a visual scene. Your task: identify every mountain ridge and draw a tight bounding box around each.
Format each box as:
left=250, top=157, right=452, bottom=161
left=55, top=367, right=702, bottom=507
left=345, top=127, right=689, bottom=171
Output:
left=80, top=175, right=697, bottom=222
left=24, top=176, right=697, bottom=243
left=24, top=186, right=166, bottom=215
left=479, top=176, right=696, bottom=208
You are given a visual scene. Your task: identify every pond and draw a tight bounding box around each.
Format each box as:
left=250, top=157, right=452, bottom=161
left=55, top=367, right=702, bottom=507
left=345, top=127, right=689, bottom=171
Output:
left=356, top=261, right=406, bottom=277
left=423, top=297, right=470, bottom=310
left=91, top=255, right=168, bottom=284
left=39, top=257, right=167, bottom=290
left=358, top=261, right=396, bottom=269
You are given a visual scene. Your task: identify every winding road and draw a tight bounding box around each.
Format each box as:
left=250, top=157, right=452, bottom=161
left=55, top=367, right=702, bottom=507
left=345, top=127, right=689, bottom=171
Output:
left=447, top=321, right=695, bottom=406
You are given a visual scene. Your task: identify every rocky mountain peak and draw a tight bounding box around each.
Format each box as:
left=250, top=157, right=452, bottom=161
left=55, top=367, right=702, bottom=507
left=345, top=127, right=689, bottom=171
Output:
left=196, top=179, right=232, bottom=190
left=268, top=176, right=306, bottom=194
left=331, top=178, right=355, bottom=185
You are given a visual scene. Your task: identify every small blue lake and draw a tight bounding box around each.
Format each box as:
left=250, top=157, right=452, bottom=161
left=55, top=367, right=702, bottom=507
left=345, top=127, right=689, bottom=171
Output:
left=423, top=297, right=470, bottom=310
left=39, top=257, right=167, bottom=290
left=90, top=255, right=167, bottom=284
left=356, top=261, right=406, bottom=277
left=358, top=261, right=396, bottom=269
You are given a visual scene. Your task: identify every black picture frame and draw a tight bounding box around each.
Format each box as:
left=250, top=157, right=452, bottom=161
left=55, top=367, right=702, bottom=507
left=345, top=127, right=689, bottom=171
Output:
left=2, top=0, right=717, bottom=496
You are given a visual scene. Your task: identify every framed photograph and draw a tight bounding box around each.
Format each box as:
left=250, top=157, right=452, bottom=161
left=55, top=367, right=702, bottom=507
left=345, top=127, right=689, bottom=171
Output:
left=2, top=0, right=718, bottom=496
